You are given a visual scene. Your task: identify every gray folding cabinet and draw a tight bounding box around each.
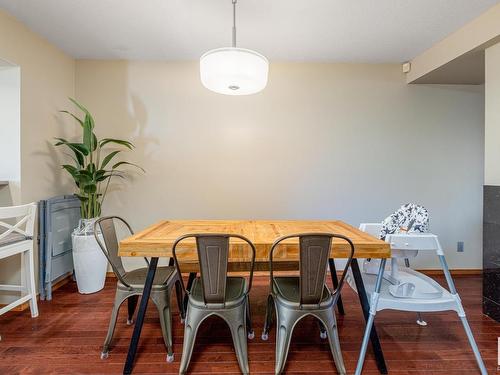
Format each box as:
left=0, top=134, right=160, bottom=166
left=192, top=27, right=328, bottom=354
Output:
left=38, top=195, right=81, bottom=300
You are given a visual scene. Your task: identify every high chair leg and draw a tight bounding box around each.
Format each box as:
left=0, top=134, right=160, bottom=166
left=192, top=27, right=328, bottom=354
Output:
left=355, top=259, right=386, bottom=375
left=460, top=316, right=487, bottom=375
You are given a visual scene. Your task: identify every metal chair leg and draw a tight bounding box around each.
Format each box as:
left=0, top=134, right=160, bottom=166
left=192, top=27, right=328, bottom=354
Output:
left=179, top=305, right=205, bottom=375
left=246, top=295, right=254, bottom=339
left=227, top=305, right=250, bottom=374
left=182, top=272, right=197, bottom=313
left=318, top=320, right=327, bottom=339
left=151, top=292, right=174, bottom=362
left=274, top=311, right=295, bottom=375
left=127, top=295, right=139, bottom=325
left=262, top=294, right=274, bottom=340
left=175, top=278, right=185, bottom=321
left=102, top=290, right=129, bottom=358
left=329, top=258, right=345, bottom=315
left=320, top=311, right=346, bottom=375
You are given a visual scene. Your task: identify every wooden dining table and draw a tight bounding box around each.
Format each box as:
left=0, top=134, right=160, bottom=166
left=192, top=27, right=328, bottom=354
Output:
left=119, top=220, right=391, bottom=375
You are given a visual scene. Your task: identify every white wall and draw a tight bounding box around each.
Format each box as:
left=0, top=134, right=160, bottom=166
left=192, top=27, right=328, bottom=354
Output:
left=485, top=42, right=500, bottom=185
left=0, top=63, right=20, bottom=200
left=75, top=61, right=484, bottom=269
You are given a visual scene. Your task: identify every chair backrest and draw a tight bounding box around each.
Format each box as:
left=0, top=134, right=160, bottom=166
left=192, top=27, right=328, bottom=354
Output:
left=94, top=216, right=133, bottom=286
left=172, top=233, right=256, bottom=305
left=269, top=233, right=355, bottom=306
left=0, top=203, right=37, bottom=242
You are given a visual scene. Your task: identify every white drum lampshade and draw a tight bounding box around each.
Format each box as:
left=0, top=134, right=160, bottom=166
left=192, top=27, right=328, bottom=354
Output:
left=200, top=0, right=269, bottom=96
left=200, top=47, right=268, bottom=95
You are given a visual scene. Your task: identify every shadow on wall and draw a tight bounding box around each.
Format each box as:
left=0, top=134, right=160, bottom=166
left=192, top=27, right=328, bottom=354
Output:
left=74, top=61, right=160, bottom=226
left=104, top=93, right=158, bottom=200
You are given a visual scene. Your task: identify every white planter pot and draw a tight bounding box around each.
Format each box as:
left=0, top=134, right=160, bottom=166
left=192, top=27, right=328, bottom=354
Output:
left=72, top=219, right=108, bottom=294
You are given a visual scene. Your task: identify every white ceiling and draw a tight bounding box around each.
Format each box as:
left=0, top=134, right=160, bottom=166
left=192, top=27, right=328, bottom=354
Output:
left=1, top=0, right=499, bottom=62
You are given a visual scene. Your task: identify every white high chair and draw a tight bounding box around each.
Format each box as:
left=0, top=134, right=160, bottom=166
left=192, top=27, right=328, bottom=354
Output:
left=353, top=223, right=487, bottom=375
left=0, top=203, right=39, bottom=339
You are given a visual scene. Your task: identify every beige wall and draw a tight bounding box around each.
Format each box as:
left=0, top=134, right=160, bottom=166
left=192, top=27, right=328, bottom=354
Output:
left=407, top=2, right=500, bottom=83
left=0, top=9, right=75, bottom=203
left=76, top=60, right=484, bottom=269
left=0, top=10, right=75, bottom=294
left=485, top=42, right=500, bottom=185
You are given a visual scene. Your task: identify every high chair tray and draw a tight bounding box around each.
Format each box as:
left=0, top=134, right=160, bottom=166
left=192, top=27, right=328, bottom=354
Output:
left=347, top=268, right=460, bottom=313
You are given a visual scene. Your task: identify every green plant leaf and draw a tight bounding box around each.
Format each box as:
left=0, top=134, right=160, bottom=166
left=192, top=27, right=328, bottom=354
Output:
left=61, top=165, right=80, bottom=185
left=101, top=150, right=120, bottom=169
left=99, top=138, right=134, bottom=149
left=54, top=138, right=90, bottom=156
left=112, top=161, right=145, bottom=172
left=83, top=116, right=93, bottom=151
left=56, top=98, right=143, bottom=216
left=69, top=98, right=95, bottom=129
left=92, top=133, right=98, bottom=152
left=101, top=173, right=125, bottom=181
left=60, top=110, right=84, bottom=127
left=96, top=174, right=109, bottom=182
left=78, top=169, right=92, bottom=176
left=62, top=152, right=80, bottom=166
left=86, top=162, right=96, bottom=174
left=54, top=138, right=86, bottom=165
left=95, top=169, right=106, bottom=179
left=82, top=182, right=97, bottom=194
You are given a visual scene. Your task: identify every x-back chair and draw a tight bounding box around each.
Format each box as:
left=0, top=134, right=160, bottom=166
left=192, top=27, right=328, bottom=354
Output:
left=94, top=216, right=184, bottom=362
left=261, top=233, right=355, bottom=375
left=0, top=203, right=38, bottom=342
left=172, top=233, right=256, bottom=375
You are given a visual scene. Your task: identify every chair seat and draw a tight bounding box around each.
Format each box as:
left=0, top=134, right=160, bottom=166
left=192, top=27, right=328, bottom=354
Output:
left=189, top=277, right=246, bottom=308
left=119, top=266, right=176, bottom=289
left=273, top=276, right=333, bottom=308
left=0, top=232, right=28, bottom=247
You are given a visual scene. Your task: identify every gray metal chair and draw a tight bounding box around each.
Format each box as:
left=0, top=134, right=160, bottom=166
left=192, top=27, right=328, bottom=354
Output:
left=261, top=233, right=355, bottom=375
left=172, top=233, right=256, bottom=375
left=94, top=216, right=184, bottom=362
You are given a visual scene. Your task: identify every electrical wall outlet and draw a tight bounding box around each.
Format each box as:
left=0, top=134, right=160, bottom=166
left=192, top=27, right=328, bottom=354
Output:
left=457, top=241, right=464, bottom=252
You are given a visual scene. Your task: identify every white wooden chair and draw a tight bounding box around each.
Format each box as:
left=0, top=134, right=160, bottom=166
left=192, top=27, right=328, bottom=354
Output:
left=352, top=223, right=487, bottom=375
left=0, top=203, right=39, bottom=331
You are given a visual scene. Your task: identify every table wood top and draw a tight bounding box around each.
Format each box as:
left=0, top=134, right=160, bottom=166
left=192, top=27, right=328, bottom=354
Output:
left=119, top=220, right=390, bottom=263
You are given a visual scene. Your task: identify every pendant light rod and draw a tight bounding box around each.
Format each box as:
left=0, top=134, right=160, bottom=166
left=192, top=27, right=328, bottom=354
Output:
left=232, top=0, right=237, bottom=48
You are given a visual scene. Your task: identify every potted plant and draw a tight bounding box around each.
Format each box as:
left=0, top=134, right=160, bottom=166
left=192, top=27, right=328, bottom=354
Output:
left=55, top=98, right=143, bottom=294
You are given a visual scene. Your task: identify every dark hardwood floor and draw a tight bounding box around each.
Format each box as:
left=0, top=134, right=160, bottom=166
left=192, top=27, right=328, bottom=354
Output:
left=0, top=274, right=498, bottom=374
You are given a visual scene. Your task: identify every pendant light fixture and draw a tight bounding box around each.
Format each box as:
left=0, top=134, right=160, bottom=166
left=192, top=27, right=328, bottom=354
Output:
left=200, top=0, right=268, bottom=95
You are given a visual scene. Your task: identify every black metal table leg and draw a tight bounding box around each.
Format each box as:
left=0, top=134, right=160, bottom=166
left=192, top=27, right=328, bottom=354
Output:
left=183, top=272, right=197, bottom=312
left=328, top=258, right=345, bottom=315
left=123, top=257, right=159, bottom=375
left=351, top=259, right=388, bottom=374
